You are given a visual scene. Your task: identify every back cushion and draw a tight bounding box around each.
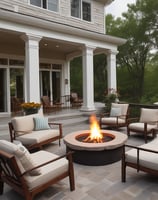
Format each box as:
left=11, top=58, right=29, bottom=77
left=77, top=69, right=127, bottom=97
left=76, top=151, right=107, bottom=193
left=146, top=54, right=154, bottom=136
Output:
left=12, top=113, right=42, bottom=136
left=110, top=107, right=121, bottom=117
left=140, top=108, right=158, bottom=123
left=111, top=103, right=129, bottom=116
left=0, top=140, right=41, bottom=176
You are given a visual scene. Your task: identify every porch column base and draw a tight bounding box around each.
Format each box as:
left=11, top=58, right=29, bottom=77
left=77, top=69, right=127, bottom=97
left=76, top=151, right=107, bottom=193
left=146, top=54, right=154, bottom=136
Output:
left=80, top=105, right=96, bottom=112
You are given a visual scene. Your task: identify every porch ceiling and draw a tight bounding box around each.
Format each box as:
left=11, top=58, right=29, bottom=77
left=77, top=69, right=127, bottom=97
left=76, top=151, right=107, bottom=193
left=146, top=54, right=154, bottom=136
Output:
left=0, top=30, right=82, bottom=57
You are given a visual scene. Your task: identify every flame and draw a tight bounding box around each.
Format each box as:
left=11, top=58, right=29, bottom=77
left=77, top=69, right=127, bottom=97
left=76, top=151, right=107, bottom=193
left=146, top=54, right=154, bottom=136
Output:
left=84, top=114, right=103, bottom=143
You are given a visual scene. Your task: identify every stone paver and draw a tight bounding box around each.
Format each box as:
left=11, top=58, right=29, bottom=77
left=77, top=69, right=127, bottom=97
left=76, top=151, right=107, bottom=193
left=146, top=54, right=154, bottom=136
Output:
left=0, top=111, right=158, bottom=200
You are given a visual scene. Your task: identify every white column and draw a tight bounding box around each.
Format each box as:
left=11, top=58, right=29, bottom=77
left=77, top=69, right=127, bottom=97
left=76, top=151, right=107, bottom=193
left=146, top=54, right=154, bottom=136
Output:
left=61, top=59, right=70, bottom=107
left=81, top=45, right=95, bottom=111
left=22, top=34, right=42, bottom=103
left=107, top=50, right=118, bottom=93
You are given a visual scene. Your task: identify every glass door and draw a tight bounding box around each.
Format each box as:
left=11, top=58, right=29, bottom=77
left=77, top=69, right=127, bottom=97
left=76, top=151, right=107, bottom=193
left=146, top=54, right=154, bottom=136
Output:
left=52, top=71, right=61, bottom=103
left=0, top=69, right=7, bottom=112
left=40, top=70, right=61, bottom=103
left=10, top=68, right=24, bottom=112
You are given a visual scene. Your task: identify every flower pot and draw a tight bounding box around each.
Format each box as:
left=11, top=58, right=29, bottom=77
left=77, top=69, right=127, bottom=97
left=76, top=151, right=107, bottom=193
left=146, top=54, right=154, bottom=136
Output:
left=24, top=108, right=38, bottom=115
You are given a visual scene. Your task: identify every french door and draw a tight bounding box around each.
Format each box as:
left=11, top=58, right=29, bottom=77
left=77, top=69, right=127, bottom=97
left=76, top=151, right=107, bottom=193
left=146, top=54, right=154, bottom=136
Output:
left=41, top=70, right=61, bottom=103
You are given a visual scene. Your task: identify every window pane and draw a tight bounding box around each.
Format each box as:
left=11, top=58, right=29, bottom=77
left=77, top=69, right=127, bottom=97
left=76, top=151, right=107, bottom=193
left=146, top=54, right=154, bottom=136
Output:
left=82, top=1, right=91, bottom=21
left=48, top=0, right=58, bottom=11
left=71, top=0, right=81, bottom=18
left=43, top=0, right=47, bottom=9
left=30, top=0, right=41, bottom=7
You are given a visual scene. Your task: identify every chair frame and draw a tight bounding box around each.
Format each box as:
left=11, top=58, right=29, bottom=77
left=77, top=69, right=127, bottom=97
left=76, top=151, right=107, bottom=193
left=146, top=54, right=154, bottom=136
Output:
left=127, top=117, right=157, bottom=143
left=99, top=104, right=129, bottom=130
left=0, top=150, right=75, bottom=200
left=122, top=144, right=158, bottom=182
left=8, top=121, right=63, bottom=151
left=41, top=96, right=62, bottom=114
left=70, top=93, right=83, bottom=107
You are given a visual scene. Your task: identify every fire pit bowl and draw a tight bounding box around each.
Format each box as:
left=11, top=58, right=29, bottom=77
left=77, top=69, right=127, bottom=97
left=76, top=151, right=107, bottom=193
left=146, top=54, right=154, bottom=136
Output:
left=63, top=130, right=127, bottom=166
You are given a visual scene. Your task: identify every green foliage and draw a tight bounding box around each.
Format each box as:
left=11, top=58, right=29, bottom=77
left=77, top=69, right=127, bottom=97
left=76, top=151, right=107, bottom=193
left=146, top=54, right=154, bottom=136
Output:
left=104, top=94, right=117, bottom=113
left=106, top=0, right=158, bottom=103
left=70, top=57, right=83, bottom=97
left=70, top=0, right=158, bottom=105
left=94, top=54, right=107, bottom=101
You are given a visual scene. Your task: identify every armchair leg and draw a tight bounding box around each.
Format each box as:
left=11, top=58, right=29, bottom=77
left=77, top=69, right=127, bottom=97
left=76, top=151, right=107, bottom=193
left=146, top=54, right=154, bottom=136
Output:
left=121, top=146, right=126, bottom=182
left=144, top=134, right=148, bottom=143
left=0, top=175, right=4, bottom=195
left=68, top=153, right=75, bottom=191
left=127, top=127, right=130, bottom=136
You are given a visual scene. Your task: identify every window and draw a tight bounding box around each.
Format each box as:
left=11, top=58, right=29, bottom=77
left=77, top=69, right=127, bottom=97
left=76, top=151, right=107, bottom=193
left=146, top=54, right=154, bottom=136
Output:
left=30, top=0, right=58, bottom=12
left=82, top=1, right=91, bottom=21
left=71, top=0, right=91, bottom=22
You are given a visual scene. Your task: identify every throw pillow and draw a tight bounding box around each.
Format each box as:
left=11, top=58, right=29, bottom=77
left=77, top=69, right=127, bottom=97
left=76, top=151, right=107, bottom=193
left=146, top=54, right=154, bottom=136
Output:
left=110, top=107, right=121, bottom=117
left=33, top=117, right=50, bottom=131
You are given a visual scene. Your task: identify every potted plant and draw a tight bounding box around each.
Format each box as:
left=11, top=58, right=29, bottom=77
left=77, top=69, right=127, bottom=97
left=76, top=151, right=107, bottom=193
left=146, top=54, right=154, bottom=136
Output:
left=104, top=88, right=119, bottom=112
left=21, top=102, right=41, bottom=115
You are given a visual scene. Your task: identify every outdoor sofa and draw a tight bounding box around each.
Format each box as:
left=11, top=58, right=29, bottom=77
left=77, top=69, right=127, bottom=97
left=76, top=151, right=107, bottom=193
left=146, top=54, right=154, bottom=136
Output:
left=8, top=113, right=62, bottom=151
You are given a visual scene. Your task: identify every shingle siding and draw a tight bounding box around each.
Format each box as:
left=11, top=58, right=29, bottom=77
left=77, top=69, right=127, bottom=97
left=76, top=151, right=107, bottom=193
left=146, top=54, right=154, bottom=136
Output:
left=0, top=0, right=105, bottom=33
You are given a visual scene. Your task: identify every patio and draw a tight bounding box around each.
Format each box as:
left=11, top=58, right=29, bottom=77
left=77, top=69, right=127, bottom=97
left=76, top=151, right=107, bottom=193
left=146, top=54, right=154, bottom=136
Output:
left=1, top=106, right=158, bottom=200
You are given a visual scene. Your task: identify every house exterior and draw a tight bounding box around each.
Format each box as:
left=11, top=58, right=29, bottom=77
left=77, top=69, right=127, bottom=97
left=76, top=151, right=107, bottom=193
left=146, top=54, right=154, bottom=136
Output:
left=0, top=0, right=126, bottom=116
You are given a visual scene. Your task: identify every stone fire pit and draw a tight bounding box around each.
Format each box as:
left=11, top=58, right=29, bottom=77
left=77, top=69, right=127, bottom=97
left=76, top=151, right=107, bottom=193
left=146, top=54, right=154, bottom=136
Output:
left=64, top=130, right=127, bottom=166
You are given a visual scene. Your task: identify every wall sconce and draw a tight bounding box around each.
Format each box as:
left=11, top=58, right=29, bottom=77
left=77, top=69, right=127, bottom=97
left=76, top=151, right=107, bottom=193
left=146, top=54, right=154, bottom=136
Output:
left=65, top=79, right=68, bottom=84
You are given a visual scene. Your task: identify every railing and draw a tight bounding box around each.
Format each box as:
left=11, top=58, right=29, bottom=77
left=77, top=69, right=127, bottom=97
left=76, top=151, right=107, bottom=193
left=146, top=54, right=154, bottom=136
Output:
left=128, top=103, right=158, bottom=118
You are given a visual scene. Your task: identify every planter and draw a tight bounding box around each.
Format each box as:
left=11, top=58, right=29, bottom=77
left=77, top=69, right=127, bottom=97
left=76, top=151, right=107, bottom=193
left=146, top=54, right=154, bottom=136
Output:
left=24, top=108, right=38, bottom=115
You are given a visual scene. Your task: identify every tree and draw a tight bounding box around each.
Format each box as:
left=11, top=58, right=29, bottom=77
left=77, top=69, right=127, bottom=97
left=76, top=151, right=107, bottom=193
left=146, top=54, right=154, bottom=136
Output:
left=106, top=0, right=158, bottom=102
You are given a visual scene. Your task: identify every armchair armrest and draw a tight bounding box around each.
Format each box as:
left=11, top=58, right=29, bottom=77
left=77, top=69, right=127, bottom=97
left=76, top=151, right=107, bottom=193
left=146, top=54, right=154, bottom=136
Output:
left=100, top=112, right=110, bottom=118
left=8, top=122, right=16, bottom=142
left=124, top=144, right=158, bottom=154
left=123, top=144, right=158, bottom=172
left=48, top=122, right=63, bottom=138
left=127, top=117, right=139, bottom=124
left=21, top=151, right=74, bottom=176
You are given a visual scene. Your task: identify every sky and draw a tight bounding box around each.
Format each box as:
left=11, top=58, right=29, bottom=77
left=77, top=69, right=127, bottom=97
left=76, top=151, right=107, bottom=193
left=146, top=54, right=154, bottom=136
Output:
left=106, top=0, right=136, bottom=18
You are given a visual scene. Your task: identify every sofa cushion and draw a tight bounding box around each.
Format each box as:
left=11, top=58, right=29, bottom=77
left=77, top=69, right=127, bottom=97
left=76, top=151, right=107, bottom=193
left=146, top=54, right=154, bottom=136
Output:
left=140, top=108, right=158, bottom=123
left=12, top=113, right=42, bottom=136
left=0, top=140, right=41, bottom=176
left=16, top=129, right=60, bottom=145
left=33, top=117, right=50, bottom=131
left=24, top=150, right=68, bottom=190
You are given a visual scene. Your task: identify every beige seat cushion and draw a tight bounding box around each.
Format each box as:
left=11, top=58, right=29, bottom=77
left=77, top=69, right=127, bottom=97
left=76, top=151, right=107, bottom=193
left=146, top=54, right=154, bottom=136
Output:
left=128, top=122, right=157, bottom=132
left=24, top=150, right=68, bottom=190
left=101, top=117, right=125, bottom=124
left=12, top=113, right=43, bottom=136
left=125, top=140, right=158, bottom=171
left=17, top=129, right=60, bottom=145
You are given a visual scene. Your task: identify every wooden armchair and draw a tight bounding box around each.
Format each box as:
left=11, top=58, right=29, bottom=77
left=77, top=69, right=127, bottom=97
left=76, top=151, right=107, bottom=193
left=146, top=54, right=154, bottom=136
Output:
left=122, top=138, right=158, bottom=182
left=11, top=96, right=23, bottom=115
left=0, top=140, right=75, bottom=200
left=41, top=96, right=62, bottom=114
left=70, top=93, right=83, bottom=107
left=127, top=108, right=158, bottom=143
left=100, top=103, right=129, bottom=130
